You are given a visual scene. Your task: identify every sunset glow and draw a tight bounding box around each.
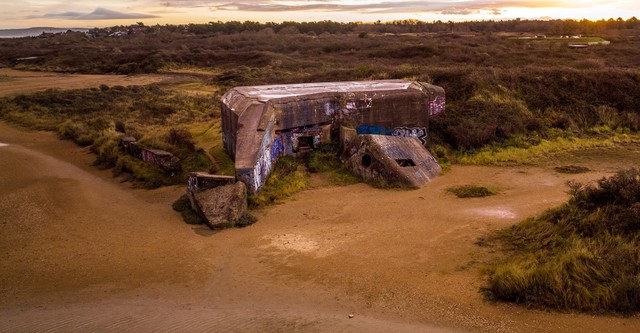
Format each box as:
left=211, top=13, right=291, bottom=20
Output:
left=1, top=1, right=637, bottom=29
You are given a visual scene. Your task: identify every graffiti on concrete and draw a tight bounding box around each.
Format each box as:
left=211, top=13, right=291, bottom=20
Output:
left=288, top=125, right=323, bottom=153
left=429, top=96, right=446, bottom=116
left=392, top=127, right=427, bottom=145
left=356, top=125, right=393, bottom=136
left=271, top=133, right=286, bottom=159
left=119, top=137, right=181, bottom=174
left=188, top=174, right=198, bottom=193
left=324, top=96, right=373, bottom=116
left=357, top=125, right=427, bottom=145
left=251, top=124, right=275, bottom=192
left=222, top=80, right=445, bottom=193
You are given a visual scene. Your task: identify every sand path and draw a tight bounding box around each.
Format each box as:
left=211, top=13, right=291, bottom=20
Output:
left=1, top=121, right=640, bottom=332
left=0, top=68, right=177, bottom=97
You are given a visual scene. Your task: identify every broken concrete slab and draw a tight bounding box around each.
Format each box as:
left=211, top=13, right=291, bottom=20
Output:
left=187, top=172, right=236, bottom=193
left=190, top=182, right=248, bottom=229
left=342, top=134, right=442, bottom=188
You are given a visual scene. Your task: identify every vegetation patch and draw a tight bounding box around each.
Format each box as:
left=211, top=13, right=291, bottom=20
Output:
left=248, top=156, right=309, bottom=208
left=458, top=132, right=639, bottom=166
left=447, top=185, right=495, bottom=198
left=483, top=169, right=640, bottom=314
left=0, top=85, right=217, bottom=186
left=554, top=165, right=591, bottom=174
left=306, top=142, right=360, bottom=186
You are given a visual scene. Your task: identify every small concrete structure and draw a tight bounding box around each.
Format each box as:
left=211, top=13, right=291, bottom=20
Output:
left=343, top=135, right=442, bottom=188
left=191, top=182, right=248, bottom=229
left=221, top=80, right=445, bottom=193
left=119, top=136, right=181, bottom=174
left=186, top=172, right=247, bottom=228
left=187, top=172, right=236, bottom=193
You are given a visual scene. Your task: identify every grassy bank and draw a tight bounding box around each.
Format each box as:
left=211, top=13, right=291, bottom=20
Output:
left=458, top=131, right=640, bottom=165
left=483, top=169, right=640, bottom=314
left=0, top=85, right=220, bottom=187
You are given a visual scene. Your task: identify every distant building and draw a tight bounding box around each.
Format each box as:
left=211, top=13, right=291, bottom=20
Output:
left=221, top=80, right=445, bottom=193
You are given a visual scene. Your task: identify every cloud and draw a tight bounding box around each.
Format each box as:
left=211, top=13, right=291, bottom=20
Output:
left=158, top=1, right=571, bottom=15
left=30, top=7, right=158, bottom=20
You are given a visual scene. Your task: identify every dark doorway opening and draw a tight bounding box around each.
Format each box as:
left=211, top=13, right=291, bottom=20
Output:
left=395, top=159, right=416, bottom=167
left=298, top=136, right=314, bottom=150
left=362, top=154, right=372, bottom=167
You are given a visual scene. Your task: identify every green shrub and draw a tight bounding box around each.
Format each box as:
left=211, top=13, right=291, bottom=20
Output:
left=447, top=185, right=495, bottom=198
left=57, top=120, right=96, bottom=146
left=248, top=156, right=308, bottom=208
left=306, top=142, right=360, bottom=185
left=484, top=169, right=640, bottom=314
left=430, top=144, right=451, bottom=172
left=554, top=165, right=590, bottom=174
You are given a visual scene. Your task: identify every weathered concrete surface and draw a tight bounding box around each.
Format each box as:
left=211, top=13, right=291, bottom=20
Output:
left=191, top=182, right=248, bottom=229
left=119, top=136, right=181, bottom=174
left=342, top=135, right=442, bottom=188
left=187, top=172, right=237, bottom=217
left=187, top=172, right=235, bottom=193
left=220, top=80, right=445, bottom=194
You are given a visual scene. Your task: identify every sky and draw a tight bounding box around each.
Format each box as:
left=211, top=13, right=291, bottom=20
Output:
left=0, top=1, right=638, bottom=29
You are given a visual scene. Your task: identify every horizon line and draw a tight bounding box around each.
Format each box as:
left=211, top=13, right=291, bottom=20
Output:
left=1, top=16, right=638, bottom=31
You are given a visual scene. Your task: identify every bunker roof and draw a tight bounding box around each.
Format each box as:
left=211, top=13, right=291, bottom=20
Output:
left=221, top=80, right=440, bottom=117
left=230, top=80, right=414, bottom=102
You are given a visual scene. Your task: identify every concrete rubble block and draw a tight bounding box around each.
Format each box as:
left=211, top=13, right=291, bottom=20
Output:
left=343, top=134, right=442, bottom=188
left=187, top=172, right=236, bottom=193
left=191, top=182, right=248, bottom=229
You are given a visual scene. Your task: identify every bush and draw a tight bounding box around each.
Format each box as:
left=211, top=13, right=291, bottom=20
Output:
left=484, top=169, right=640, bottom=314
left=306, top=143, right=360, bottom=185
left=248, top=156, right=308, bottom=208
left=166, top=127, right=195, bottom=150
left=554, top=165, right=590, bottom=174
left=447, top=185, right=495, bottom=198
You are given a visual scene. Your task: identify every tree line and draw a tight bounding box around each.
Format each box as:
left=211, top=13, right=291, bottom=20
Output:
left=87, top=17, right=640, bottom=37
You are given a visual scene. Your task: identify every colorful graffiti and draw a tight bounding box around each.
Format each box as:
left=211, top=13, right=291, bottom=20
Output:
left=250, top=123, right=276, bottom=193
left=188, top=174, right=198, bottom=193
left=119, top=137, right=181, bottom=174
left=429, top=96, right=446, bottom=116
left=356, top=125, right=393, bottom=136
left=392, top=127, right=427, bottom=145
left=291, top=131, right=321, bottom=152
left=324, top=96, right=373, bottom=116
left=271, top=133, right=286, bottom=159
left=357, top=125, right=428, bottom=145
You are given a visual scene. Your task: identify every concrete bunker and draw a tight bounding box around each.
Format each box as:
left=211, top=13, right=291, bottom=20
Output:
left=221, top=80, right=445, bottom=193
left=342, top=134, right=442, bottom=188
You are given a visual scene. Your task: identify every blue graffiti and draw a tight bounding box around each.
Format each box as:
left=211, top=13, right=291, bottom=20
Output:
left=271, top=134, right=285, bottom=158
left=356, top=125, right=393, bottom=136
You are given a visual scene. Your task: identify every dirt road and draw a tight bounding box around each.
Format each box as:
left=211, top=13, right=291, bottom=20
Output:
left=0, top=68, right=170, bottom=97
left=2, top=121, right=639, bottom=332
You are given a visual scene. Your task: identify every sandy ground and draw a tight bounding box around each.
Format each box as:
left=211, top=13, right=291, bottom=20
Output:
left=2, top=121, right=640, bottom=332
left=0, top=68, right=171, bottom=97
